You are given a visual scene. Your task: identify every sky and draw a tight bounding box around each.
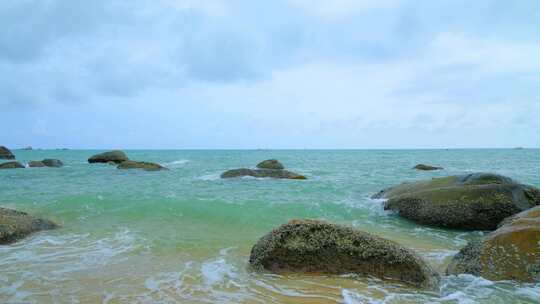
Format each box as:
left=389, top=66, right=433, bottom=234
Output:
left=1, top=0, right=539, bottom=149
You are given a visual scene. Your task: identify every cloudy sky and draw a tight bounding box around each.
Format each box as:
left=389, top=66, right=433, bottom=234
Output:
left=1, top=0, right=539, bottom=149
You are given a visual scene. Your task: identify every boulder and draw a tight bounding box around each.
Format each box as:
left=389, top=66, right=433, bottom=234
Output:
left=88, top=150, right=128, bottom=164
left=0, top=146, right=15, bottom=160
left=28, top=161, right=46, bottom=167
left=257, top=159, right=285, bottom=170
left=413, top=164, right=443, bottom=171
left=447, top=206, right=540, bottom=282
left=42, top=159, right=63, bottom=167
left=0, top=161, right=25, bottom=169
left=29, top=159, right=63, bottom=168
left=221, top=168, right=306, bottom=180
left=249, top=219, right=440, bottom=289
left=373, top=173, right=540, bottom=230
left=117, top=160, right=168, bottom=171
left=0, top=207, right=59, bottom=244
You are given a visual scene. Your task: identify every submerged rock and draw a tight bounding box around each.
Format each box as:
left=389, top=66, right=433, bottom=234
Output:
left=0, top=146, right=15, bottom=160
left=249, top=219, right=440, bottom=289
left=29, top=159, right=63, bottom=168
left=447, top=206, right=540, bottom=282
left=88, top=150, right=129, bottom=164
left=256, top=159, right=285, bottom=170
left=0, top=207, right=59, bottom=244
left=117, top=160, right=168, bottom=171
left=0, top=161, right=25, bottom=169
left=221, top=168, right=306, bottom=179
left=373, top=173, right=540, bottom=230
left=413, top=164, right=443, bottom=171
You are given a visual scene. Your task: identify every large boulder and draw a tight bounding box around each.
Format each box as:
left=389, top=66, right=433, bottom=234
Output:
left=447, top=206, right=540, bottom=282
left=249, top=220, right=440, bottom=289
left=0, top=161, right=25, bottom=169
left=257, top=159, right=285, bottom=170
left=88, top=150, right=128, bottom=164
left=0, top=146, right=15, bottom=160
left=0, top=207, right=59, bottom=244
left=117, top=160, right=168, bottom=171
left=373, top=173, right=540, bottom=230
left=221, top=168, right=306, bottom=180
left=413, top=164, right=443, bottom=171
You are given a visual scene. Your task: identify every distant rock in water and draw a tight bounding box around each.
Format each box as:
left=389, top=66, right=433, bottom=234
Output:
left=249, top=219, right=440, bottom=289
left=0, top=161, right=25, bottom=169
left=256, top=159, right=284, bottom=170
left=117, top=160, right=168, bottom=171
left=28, top=161, right=45, bottom=167
left=88, top=150, right=129, bottom=164
left=413, top=164, right=443, bottom=171
left=22, top=146, right=33, bottom=150
left=222, top=160, right=306, bottom=180
left=43, top=159, right=63, bottom=167
left=0, top=207, right=59, bottom=244
left=221, top=168, right=306, bottom=179
left=0, top=146, right=15, bottom=160
left=28, top=159, right=63, bottom=168
left=447, top=206, right=540, bottom=282
left=373, top=173, right=540, bottom=230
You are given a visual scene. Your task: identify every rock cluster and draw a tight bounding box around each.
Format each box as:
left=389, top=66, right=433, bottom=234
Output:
left=221, top=159, right=306, bottom=180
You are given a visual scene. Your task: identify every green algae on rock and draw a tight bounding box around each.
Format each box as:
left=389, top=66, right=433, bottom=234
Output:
left=0, top=146, right=15, bottom=160
left=0, top=207, right=59, bottom=244
left=0, top=161, right=25, bottom=169
left=256, top=159, right=285, bottom=170
left=447, top=206, right=540, bottom=282
left=88, top=150, right=129, bottom=164
left=413, top=164, right=443, bottom=171
left=373, top=173, right=540, bottom=230
left=249, top=219, right=440, bottom=290
left=117, top=160, right=168, bottom=171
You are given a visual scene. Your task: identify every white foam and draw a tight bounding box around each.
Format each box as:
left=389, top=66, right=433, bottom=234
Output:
left=164, top=159, right=189, bottom=167
left=516, top=286, right=540, bottom=301
left=198, top=173, right=221, bottom=181
left=201, top=247, right=238, bottom=287
left=342, top=289, right=383, bottom=304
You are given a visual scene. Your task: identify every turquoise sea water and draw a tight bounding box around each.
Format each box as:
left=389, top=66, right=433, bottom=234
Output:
left=1, top=149, right=539, bottom=303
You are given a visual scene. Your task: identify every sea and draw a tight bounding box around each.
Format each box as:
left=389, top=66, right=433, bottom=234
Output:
left=1, top=149, right=539, bottom=303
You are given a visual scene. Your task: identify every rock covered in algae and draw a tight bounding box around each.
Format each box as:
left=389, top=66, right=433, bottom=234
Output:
left=256, top=159, right=285, bottom=170
left=0, top=207, right=59, bottom=244
left=249, top=219, right=440, bottom=289
left=0, top=146, right=15, bottom=160
left=447, top=206, right=540, bottom=282
left=373, top=173, right=540, bottom=230
left=88, top=150, right=129, bottom=164
left=117, top=160, right=168, bottom=171
left=0, top=161, right=25, bottom=169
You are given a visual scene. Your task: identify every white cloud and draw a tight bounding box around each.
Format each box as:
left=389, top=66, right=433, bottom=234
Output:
left=288, top=0, right=402, bottom=20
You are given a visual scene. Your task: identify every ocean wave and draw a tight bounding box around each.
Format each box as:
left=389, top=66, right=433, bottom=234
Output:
left=163, top=159, right=190, bottom=167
